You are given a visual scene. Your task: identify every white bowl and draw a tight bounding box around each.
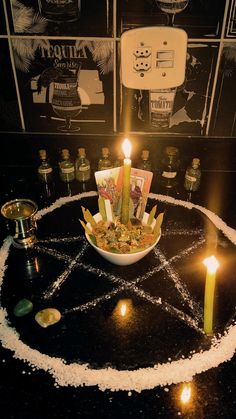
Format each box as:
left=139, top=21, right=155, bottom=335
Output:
left=85, top=212, right=161, bottom=266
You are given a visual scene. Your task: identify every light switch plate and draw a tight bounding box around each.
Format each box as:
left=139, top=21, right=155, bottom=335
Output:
left=120, top=27, right=188, bottom=90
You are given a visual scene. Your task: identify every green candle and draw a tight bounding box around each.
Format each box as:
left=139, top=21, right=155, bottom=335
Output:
left=203, top=255, right=219, bottom=334
left=121, top=139, right=132, bottom=224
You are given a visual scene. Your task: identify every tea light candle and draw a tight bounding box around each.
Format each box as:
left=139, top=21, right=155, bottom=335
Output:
left=203, top=255, right=219, bottom=334
left=121, top=138, right=132, bottom=224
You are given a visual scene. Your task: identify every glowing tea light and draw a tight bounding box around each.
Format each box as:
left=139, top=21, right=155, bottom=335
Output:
left=120, top=303, right=127, bottom=317
left=113, top=299, right=133, bottom=325
left=203, top=255, right=220, bottom=334
left=121, top=138, right=132, bottom=224
left=180, top=384, right=192, bottom=404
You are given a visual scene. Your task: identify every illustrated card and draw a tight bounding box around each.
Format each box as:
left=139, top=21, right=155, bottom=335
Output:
left=95, top=166, right=153, bottom=220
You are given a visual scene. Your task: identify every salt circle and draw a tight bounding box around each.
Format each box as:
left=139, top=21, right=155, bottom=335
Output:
left=0, top=191, right=236, bottom=392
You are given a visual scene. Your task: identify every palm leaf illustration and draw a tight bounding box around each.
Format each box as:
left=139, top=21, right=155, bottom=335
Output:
left=11, top=0, right=47, bottom=33
left=75, top=40, right=113, bottom=75
left=11, top=1, right=48, bottom=73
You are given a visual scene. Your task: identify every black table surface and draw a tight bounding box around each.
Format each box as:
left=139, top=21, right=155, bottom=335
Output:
left=0, top=168, right=236, bottom=419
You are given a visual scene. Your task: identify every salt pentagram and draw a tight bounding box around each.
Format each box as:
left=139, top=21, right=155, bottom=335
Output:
left=0, top=192, right=236, bottom=392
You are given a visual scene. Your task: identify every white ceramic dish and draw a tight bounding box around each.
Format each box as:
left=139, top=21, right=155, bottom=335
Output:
left=85, top=212, right=161, bottom=266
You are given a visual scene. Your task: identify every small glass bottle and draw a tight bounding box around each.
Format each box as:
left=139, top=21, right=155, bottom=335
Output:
left=160, top=146, right=180, bottom=188
left=184, top=158, right=201, bottom=192
left=98, top=147, right=113, bottom=171
left=75, top=148, right=91, bottom=182
left=37, top=149, right=53, bottom=183
left=59, top=149, right=75, bottom=183
left=137, top=149, right=152, bottom=171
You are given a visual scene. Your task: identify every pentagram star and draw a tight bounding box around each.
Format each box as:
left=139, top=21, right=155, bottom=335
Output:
left=33, top=226, right=206, bottom=334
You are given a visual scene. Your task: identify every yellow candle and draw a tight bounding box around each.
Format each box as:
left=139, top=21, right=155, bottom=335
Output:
left=203, top=256, right=219, bottom=334
left=121, top=138, right=132, bottom=224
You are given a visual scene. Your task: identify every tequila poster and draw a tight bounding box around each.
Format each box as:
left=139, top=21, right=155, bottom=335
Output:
left=13, top=39, right=114, bottom=133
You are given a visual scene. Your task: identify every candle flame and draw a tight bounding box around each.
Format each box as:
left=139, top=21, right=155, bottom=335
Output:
left=122, top=138, right=131, bottom=159
left=120, top=303, right=127, bottom=317
left=180, top=385, right=191, bottom=404
left=203, top=255, right=219, bottom=274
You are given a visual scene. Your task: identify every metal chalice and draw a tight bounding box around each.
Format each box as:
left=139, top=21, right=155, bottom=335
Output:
left=1, top=198, right=38, bottom=248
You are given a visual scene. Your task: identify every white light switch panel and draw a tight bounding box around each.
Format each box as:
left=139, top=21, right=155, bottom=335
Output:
left=120, top=27, right=188, bottom=90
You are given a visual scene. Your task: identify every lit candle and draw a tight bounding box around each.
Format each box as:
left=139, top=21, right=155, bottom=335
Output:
left=203, top=255, right=219, bottom=334
left=180, top=384, right=192, bottom=404
left=121, top=138, right=132, bottom=224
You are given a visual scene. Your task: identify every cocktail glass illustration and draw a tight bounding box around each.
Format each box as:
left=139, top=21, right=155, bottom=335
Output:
left=155, top=0, right=189, bottom=26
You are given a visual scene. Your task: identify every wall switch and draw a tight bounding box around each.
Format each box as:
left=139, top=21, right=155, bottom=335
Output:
left=121, top=27, right=188, bottom=90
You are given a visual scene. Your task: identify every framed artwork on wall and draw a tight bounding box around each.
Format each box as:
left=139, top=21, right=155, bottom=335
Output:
left=118, top=0, right=225, bottom=39
left=225, top=0, right=236, bottom=38
left=12, top=38, right=114, bottom=133
left=0, top=39, right=21, bottom=131
left=119, top=43, right=218, bottom=136
left=210, top=43, right=236, bottom=136
left=8, top=0, right=113, bottom=37
left=0, top=2, right=7, bottom=34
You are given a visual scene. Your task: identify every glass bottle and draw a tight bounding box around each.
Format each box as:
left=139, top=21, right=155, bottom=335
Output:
left=149, top=88, right=176, bottom=129
left=37, top=149, right=53, bottom=183
left=59, top=148, right=75, bottom=182
left=98, top=147, right=113, bottom=171
left=184, top=158, right=201, bottom=192
left=38, top=0, right=81, bottom=22
left=137, top=149, right=152, bottom=171
left=75, top=148, right=91, bottom=182
left=160, top=146, right=180, bottom=188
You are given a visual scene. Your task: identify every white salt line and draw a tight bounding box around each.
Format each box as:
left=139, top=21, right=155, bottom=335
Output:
left=132, top=286, right=203, bottom=334
left=162, top=228, right=204, bottom=237
left=34, top=244, right=73, bottom=263
left=66, top=287, right=124, bottom=314
left=134, top=236, right=205, bottom=286
left=37, top=236, right=83, bottom=244
left=154, top=247, right=203, bottom=321
left=43, top=243, right=88, bottom=299
left=35, top=191, right=98, bottom=220
left=77, top=263, right=201, bottom=333
left=150, top=193, right=236, bottom=245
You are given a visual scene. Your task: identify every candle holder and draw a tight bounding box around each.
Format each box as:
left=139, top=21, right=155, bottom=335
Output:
left=1, top=199, right=38, bottom=249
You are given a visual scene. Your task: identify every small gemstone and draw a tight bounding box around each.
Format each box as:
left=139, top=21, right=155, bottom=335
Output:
left=35, top=308, right=61, bottom=328
left=13, top=299, right=33, bottom=317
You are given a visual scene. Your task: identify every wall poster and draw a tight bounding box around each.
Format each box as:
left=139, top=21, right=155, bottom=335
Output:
left=225, top=0, right=236, bottom=38
left=0, top=1, right=6, bottom=34
left=210, top=43, right=236, bottom=137
left=13, top=38, right=114, bottom=133
left=119, top=0, right=224, bottom=38
left=0, top=39, right=21, bottom=131
left=9, top=0, right=113, bottom=37
left=119, top=43, right=218, bottom=136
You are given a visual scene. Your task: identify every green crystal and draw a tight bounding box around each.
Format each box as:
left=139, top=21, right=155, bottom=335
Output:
left=13, top=299, right=33, bottom=317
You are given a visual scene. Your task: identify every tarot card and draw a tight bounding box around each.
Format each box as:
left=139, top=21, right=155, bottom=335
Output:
left=94, top=167, right=121, bottom=215
left=116, top=167, right=153, bottom=220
